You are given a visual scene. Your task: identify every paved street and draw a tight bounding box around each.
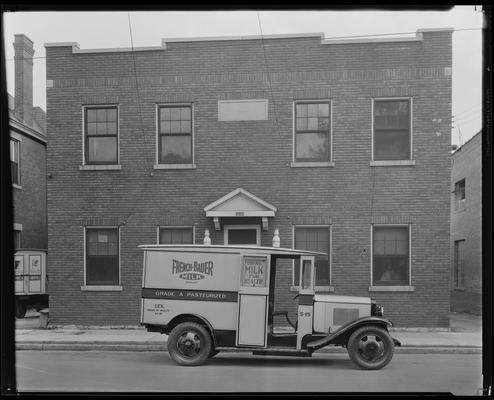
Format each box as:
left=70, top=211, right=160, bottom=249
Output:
left=15, top=350, right=483, bottom=394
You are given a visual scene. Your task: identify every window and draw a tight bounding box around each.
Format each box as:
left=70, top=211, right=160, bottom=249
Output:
left=294, top=102, right=330, bottom=161
left=454, top=179, right=466, bottom=211
left=85, top=228, right=119, bottom=285
left=159, top=227, right=193, bottom=244
left=454, top=240, right=465, bottom=288
left=224, top=225, right=260, bottom=246
left=373, top=225, right=409, bottom=286
left=373, top=99, right=411, bottom=161
left=10, top=139, right=20, bottom=185
left=84, top=106, right=118, bottom=164
left=294, top=226, right=330, bottom=286
left=158, top=105, right=193, bottom=164
left=13, top=229, right=21, bottom=249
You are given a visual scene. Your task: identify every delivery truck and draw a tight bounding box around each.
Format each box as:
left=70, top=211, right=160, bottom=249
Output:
left=140, top=244, right=401, bottom=369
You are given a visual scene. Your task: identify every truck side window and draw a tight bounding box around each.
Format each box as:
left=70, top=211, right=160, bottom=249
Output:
left=301, top=259, right=312, bottom=289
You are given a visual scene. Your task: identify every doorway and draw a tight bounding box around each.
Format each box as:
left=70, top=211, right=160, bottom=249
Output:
left=224, top=225, right=260, bottom=246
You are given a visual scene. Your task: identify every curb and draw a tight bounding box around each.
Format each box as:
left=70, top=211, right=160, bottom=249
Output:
left=15, top=342, right=482, bottom=354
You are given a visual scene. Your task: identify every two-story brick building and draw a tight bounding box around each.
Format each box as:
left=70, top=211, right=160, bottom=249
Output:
left=10, top=34, right=48, bottom=317
left=45, top=28, right=453, bottom=327
left=450, top=131, right=482, bottom=315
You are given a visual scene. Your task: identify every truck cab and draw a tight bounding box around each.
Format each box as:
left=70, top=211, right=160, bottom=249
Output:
left=140, top=245, right=400, bottom=369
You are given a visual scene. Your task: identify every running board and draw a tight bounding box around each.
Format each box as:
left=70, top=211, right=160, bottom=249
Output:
left=252, top=348, right=311, bottom=357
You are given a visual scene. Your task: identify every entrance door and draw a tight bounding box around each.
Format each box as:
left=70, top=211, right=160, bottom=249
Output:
left=236, top=254, right=270, bottom=347
left=224, top=225, right=260, bottom=246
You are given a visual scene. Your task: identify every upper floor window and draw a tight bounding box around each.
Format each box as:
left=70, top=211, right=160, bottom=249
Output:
left=84, top=106, right=118, bottom=165
left=293, top=226, right=330, bottom=287
left=85, top=227, right=119, bottom=286
left=159, top=226, right=193, bottom=244
left=10, top=139, right=20, bottom=185
left=454, top=179, right=466, bottom=211
left=373, top=99, right=411, bottom=161
left=158, top=105, right=193, bottom=164
left=453, top=239, right=465, bottom=288
left=372, top=225, right=410, bottom=286
left=294, top=102, right=331, bottom=162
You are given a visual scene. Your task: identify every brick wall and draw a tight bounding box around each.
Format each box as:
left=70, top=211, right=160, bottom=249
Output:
left=46, top=31, right=452, bottom=327
left=12, top=128, right=47, bottom=250
left=450, top=132, right=482, bottom=314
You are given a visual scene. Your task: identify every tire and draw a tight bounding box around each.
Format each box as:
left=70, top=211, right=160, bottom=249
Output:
left=347, top=325, right=394, bottom=370
left=15, top=300, right=27, bottom=319
left=167, top=322, right=212, bottom=366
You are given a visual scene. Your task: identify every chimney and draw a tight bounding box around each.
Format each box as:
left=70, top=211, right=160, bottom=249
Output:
left=13, top=34, right=35, bottom=126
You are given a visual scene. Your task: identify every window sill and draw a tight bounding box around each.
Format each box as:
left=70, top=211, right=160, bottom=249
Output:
left=153, top=164, right=196, bottom=170
left=290, top=161, right=335, bottom=168
left=370, top=160, right=416, bottom=167
left=79, top=165, right=122, bottom=170
left=81, top=285, right=123, bottom=291
left=12, top=184, right=22, bottom=190
left=290, top=285, right=335, bottom=292
left=369, top=285, right=415, bottom=292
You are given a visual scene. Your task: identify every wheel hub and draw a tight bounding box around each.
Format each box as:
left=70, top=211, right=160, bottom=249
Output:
left=359, top=335, right=384, bottom=361
left=177, top=331, right=201, bottom=357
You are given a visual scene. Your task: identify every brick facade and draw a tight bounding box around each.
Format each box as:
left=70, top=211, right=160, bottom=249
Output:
left=45, top=30, right=452, bottom=327
left=450, top=132, right=482, bottom=314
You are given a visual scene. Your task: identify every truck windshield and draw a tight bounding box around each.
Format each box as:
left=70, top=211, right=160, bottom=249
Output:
left=301, top=259, right=312, bottom=289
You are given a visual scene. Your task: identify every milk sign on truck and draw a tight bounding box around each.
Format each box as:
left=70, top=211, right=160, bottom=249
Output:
left=140, top=244, right=401, bottom=369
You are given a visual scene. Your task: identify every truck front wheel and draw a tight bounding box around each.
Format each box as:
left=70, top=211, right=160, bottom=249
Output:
left=168, top=322, right=212, bottom=366
left=347, top=325, right=394, bottom=370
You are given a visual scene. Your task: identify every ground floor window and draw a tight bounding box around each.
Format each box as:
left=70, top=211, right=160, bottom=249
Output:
left=454, top=239, right=465, bottom=288
left=372, top=225, right=409, bottom=285
left=85, top=227, right=119, bottom=286
left=13, top=229, right=21, bottom=249
left=159, top=226, right=193, bottom=244
left=293, top=226, right=330, bottom=286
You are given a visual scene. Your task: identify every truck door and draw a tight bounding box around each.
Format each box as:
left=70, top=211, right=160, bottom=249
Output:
left=236, top=254, right=270, bottom=347
left=296, top=255, right=315, bottom=349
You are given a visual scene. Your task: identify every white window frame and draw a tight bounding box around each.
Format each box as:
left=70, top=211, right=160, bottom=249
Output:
left=369, top=223, right=414, bottom=292
left=371, top=97, right=414, bottom=166
left=224, top=225, right=260, bottom=246
left=291, top=224, right=333, bottom=291
left=10, top=138, right=21, bottom=188
left=157, top=225, right=195, bottom=244
left=81, top=226, right=122, bottom=291
left=154, top=102, right=196, bottom=170
left=291, top=99, right=335, bottom=168
left=80, top=104, right=121, bottom=170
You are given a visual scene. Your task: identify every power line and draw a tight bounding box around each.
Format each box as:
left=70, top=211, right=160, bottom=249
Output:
left=4, top=27, right=483, bottom=62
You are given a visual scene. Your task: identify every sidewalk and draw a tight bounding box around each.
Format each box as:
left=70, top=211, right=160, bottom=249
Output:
left=15, top=311, right=483, bottom=354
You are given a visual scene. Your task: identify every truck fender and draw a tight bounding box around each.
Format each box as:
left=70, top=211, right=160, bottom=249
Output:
left=307, top=316, right=394, bottom=352
left=166, top=313, right=217, bottom=347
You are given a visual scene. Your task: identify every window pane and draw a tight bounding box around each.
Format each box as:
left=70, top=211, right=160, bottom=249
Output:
left=307, top=117, right=318, bottom=130
left=107, top=122, right=117, bottom=135
left=88, top=137, right=117, bottom=163
left=296, top=103, right=307, bottom=117
left=318, top=103, right=329, bottom=117
left=170, top=108, right=181, bottom=120
left=296, top=117, right=308, bottom=131
left=375, top=100, right=410, bottom=130
left=373, top=226, right=409, bottom=285
left=318, top=118, right=329, bottom=131
left=170, top=121, right=181, bottom=133
left=10, top=140, right=19, bottom=162
left=107, top=108, right=117, bottom=122
left=13, top=230, right=21, bottom=249
left=160, top=107, right=171, bottom=120
left=228, top=229, right=257, bottom=245
left=87, top=109, right=97, bottom=122
left=159, top=228, right=193, bottom=244
left=296, top=132, right=328, bottom=160
left=307, top=104, right=318, bottom=117
left=373, top=256, right=408, bottom=285
left=301, top=259, right=312, bottom=289
left=96, top=122, right=107, bottom=135
left=181, top=120, right=191, bottom=133
left=87, top=122, right=97, bottom=135
left=86, top=257, right=119, bottom=285
left=180, top=107, right=191, bottom=120
left=97, top=109, right=107, bottom=122
left=160, top=121, right=171, bottom=134
left=160, top=136, right=191, bottom=164
left=11, top=162, right=19, bottom=185
left=374, top=130, right=410, bottom=160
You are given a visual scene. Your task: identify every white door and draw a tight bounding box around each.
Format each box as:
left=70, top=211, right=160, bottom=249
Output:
left=236, top=254, right=270, bottom=347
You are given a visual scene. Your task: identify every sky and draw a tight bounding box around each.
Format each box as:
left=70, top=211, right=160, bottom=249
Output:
left=2, top=6, right=485, bottom=146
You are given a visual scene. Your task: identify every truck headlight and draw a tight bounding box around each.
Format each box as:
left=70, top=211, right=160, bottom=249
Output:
left=371, top=301, right=384, bottom=317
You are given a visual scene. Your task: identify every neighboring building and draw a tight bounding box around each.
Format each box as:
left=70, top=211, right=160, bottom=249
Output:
left=450, top=131, right=482, bottom=315
left=45, top=28, right=453, bottom=327
left=10, top=34, right=48, bottom=316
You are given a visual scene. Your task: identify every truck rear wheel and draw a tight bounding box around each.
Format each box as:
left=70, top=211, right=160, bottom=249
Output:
left=168, top=322, right=212, bottom=366
left=347, top=325, right=394, bottom=370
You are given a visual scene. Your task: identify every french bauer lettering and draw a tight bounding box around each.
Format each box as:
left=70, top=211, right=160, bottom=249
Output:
left=172, top=259, right=214, bottom=281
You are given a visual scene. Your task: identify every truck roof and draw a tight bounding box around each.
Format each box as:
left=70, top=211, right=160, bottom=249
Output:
left=138, top=244, right=327, bottom=257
